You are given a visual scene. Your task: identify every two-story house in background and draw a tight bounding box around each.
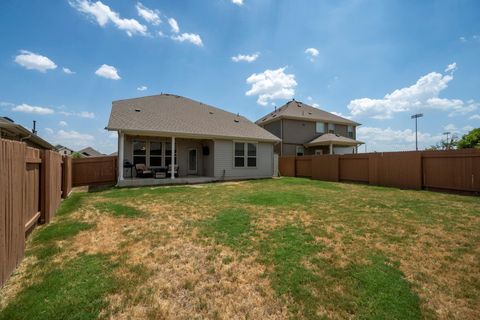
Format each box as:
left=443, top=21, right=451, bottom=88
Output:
left=256, top=99, right=363, bottom=155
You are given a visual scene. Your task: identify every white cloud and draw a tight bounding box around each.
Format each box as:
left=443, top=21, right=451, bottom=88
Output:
left=469, top=114, right=480, bottom=120
left=59, top=121, right=68, bottom=127
left=14, top=50, right=57, bottom=72
left=57, top=129, right=94, bottom=141
left=12, top=103, right=54, bottom=115
left=168, top=18, right=180, bottom=33
left=232, top=0, right=244, bottom=6
left=0, top=102, right=14, bottom=107
left=245, top=67, right=297, bottom=106
left=62, top=67, right=75, bottom=74
left=443, top=123, right=474, bottom=135
left=95, top=64, right=121, bottom=80
left=459, top=36, right=467, bottom=42
left=59, top=110, right=95, bottom=118
left=348, top=64, right=478, bottom=119
left=232, top=52, right=260, bottom=63
left=70, top=0, right=147, bottom=37
left=44, top=129, right=95, bottom=148
left=137, top=85, right=148, bottom=91
left=304, top=48, right=319, bottom=61
left=171, top=33, right=203, bottom=46
left=357, top=126, right=442, bottom=151
left=158, top=30, right=165, bottom=37
left=444, top=62, right=457, bottom=73
left=136, top=2, right=161, bottom=25
left=330, top=111, right=352, bottom=119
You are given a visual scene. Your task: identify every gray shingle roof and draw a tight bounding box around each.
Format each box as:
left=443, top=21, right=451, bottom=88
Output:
left=305, top=133, right=364, bottom=147
left=0, top=117, right=55, bottom=149
left=107, top=94, right=280, bottom=142
left=256, top=100, right=359, bottom=126
left=78, top=146, right=104, bottom=157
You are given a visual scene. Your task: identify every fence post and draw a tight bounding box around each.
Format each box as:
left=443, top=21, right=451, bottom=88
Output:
left=40, top=150, right=51, bottom=224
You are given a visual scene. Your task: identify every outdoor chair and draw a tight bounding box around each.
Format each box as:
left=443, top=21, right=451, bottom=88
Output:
left=135, top=163, right=153, bottom=178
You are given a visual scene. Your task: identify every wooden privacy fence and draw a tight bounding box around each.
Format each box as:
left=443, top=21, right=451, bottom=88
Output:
left=279, top=149, right=480, bottom=193
left=72, top=156, right=117, bottom=187
left=1, top=138, right=71, bottom=287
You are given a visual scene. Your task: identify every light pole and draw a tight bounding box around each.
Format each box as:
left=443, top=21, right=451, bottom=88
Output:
left=411, top=113, right=423, bottom=151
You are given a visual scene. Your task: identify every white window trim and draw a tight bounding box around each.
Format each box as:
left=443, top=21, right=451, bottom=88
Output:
left=149, top=141, right=163, bottom=168
left=233, top=141, right=258, bottom=168
left=315, top=122, right=325, bottom=134
left=132, top=139, right=147, bottom=165
left=315, top=149, right=323, bottom=155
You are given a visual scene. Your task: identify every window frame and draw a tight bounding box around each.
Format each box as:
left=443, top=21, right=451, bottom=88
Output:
left=328, top=123, right=335, bottom=134
left=132, top=140, right=147, bottom=165
left=296, top=145, right=305, bottom=156
left=233, top=141, right=258, bottom=168
left=149, top=141, right=163, bottom=167
left=348, top=125, right=354, bottom=138
left=315, top=122, right=325, bottom=134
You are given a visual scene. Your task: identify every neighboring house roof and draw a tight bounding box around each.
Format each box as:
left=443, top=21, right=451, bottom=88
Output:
left=107, top=94, right=280, bottom=143
left=0, top=117, right=55, bottom=149
left=305, top=133, right=364, bottom=147
left=109, top=151, right=118, bottom=156
left=78, top=146, right=104, bottom=157
left=256, top=99, right=359, bottom=126
left=55, top=144, right=74, bottom=152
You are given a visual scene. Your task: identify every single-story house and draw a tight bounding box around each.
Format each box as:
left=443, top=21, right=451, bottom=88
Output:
left=0, top=116, right=54, bottom=150
left=77, top=146, right=105, bottom=157
left=106, top=94, right=280, bottom=186
left=55, top=144, right=74, bottom=156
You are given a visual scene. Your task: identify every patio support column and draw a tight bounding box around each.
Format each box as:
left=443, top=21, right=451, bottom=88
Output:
left=171, top=136, right=175, bottom=179
left=329, top=143, right=333, bottom=155
left=118, top=131, right=124, bottom=181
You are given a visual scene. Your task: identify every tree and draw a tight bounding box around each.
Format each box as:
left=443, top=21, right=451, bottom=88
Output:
left=71, top=152, right=83, bottom=158
left=457, top=128, right=480, bottom=149
left=426, top=135, right=458, bottom=151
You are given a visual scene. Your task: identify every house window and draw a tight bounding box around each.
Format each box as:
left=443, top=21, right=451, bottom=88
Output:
left=296, top=146, right=304, bottom=156
left=247, top=143, right=257, bottom=167
left=234, top=142, right=257, bottom=167
left=328, top=123, right=335, bottom=133
left=316, top=122, right=325, bottom=133
left=133, top=140, right=146, bottom=165
left=234, top=142, right=245, bottom=167
left=348, top=125, right=354, bottom=138
left=315, top=149, right=323, bottom=155
left=149, top=142, right=162, bottom=167
left=165, top=142, right=177, bottom=167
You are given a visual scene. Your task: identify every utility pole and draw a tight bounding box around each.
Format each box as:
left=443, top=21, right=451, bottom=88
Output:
left=443, top=131, right=451, bottom=150
left=411, top=113, right=423, bottom=151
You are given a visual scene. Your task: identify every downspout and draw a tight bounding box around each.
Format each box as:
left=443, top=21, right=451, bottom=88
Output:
left=280, top=119, right=283, bottom=156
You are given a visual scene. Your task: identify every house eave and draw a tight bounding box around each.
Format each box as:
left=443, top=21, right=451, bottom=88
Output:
left=106, top=127, right=281, bottom=143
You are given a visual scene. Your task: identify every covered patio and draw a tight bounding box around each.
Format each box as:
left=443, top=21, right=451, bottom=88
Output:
left=117, top=132, right=215, bottom=185
left=304, top=133, right=364, bottom=155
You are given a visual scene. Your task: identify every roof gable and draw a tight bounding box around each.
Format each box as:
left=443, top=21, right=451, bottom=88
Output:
left=256, top=100, right=359, bottom=126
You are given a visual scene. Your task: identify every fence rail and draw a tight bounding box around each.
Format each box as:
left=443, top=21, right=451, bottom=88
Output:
left=0, top=139, right=72, bottom=287
left=279, top=149, right=480, bottom=193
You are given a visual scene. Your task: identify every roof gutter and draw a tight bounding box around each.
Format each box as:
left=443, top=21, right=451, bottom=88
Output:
left=106, top=127, right=281, bottom=143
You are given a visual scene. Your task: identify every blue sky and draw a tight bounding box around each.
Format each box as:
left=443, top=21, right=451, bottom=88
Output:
left=1, top=0, right=479, bottom=153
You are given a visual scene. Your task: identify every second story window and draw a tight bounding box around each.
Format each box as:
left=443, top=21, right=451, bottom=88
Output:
left=328, top=123, right=335, bottom=133
left=315, top=122, right=325, bottom=133
left=348, top=125, right=354, bottom=138
left=296, top=145, right=304, bottom=156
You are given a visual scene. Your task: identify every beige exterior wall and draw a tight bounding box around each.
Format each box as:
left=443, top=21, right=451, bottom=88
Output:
left=214, top=140, right=274, bottom=178
left=261, top=119, right=357, bottom=156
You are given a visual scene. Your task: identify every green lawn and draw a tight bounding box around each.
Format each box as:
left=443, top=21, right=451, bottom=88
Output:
left=1, top=178, right=479, bottom=319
